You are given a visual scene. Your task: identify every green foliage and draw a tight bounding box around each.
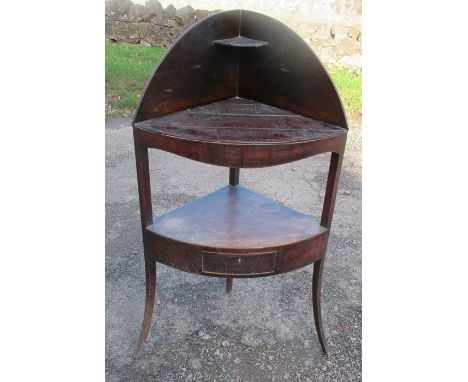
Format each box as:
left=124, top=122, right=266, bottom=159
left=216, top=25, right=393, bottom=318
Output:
left=326, top=66, right=362, bottom=119
left=105, top=41, right=362, bottom=119
left=105, top=41, right=165, bottom=117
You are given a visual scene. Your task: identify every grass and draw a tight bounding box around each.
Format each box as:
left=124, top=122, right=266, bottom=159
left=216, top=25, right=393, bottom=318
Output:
left=105, top=41, right=166, bottom=117
left=327, top=66, right=362, bottom=120
left=105, top=41, right=362, bottom=119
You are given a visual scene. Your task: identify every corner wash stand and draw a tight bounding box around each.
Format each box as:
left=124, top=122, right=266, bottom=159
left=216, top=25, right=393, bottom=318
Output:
left=132, top=10, right=348, bottom=358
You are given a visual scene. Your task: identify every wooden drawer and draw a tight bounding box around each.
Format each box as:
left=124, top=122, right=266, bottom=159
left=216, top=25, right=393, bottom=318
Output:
left=201, top=250, right=277, bottom=276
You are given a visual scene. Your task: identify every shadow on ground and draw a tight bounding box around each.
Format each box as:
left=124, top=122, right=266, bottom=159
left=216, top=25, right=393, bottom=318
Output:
left=106, top=118, right=362, bottom=381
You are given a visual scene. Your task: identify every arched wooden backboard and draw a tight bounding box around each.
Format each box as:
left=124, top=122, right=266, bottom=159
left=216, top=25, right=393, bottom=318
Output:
left=134, top=9, right=347, bottom=129
left=134, top=10, right=240, bottom=123
left=238, top=10, right=347, bottom=128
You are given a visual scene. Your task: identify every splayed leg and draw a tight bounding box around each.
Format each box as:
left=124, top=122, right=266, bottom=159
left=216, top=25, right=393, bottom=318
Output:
left=312, top=259, right=328, bottom=355
left=133, top=258, right=156, bottom=359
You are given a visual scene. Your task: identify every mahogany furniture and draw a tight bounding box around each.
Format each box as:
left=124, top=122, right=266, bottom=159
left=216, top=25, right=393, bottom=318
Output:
left=132, top=9, right=348, bottom=359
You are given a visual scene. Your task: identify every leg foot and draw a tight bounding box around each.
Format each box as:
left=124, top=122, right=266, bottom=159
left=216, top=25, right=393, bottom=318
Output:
left=226, top=277, right=233, bottom=294
left=312, top=259, right=328, bottom=355
left=134, top=258, right=156, bottom=359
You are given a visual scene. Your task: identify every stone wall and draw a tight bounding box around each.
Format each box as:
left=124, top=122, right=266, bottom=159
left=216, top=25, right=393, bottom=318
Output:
left=105, top=0, right=361, bottom=68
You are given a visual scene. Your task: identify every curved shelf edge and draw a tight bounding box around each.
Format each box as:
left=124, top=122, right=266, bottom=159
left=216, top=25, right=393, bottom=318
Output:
left=135, top=125, right=347, bottom=168
left=213, top=36, right=269, bottom=48
left=145, top=230, right=327, bottom=278
left=133, top=96, right=347, bottom=167
left=142, top=186, right=329, bottom=277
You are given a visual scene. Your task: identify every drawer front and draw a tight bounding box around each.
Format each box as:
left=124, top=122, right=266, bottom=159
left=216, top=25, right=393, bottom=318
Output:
left=201, top=251, right=277, bottom=276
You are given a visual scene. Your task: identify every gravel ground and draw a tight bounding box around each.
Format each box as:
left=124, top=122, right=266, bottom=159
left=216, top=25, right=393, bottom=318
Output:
left=105, top=117, right=362, bottom=381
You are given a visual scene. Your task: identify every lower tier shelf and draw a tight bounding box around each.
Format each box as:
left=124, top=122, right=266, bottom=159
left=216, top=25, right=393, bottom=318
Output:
left=145, top=186, right=328, bottom=277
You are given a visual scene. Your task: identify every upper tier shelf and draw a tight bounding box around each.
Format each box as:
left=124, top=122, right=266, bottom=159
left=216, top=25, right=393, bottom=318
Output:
left=213, top=36, right=269, bottom=48
left=134, top=97, right=346, bottom=145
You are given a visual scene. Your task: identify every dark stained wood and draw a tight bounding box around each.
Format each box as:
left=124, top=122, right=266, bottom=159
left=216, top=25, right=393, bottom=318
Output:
left=312, top=148, right=346, bottom=356
left=133, top=130, right=157, bottom=359
left=134, top=98, right=346, bottom=168
left=213, top=36, right=269, bottom=47
left=133, top=258, right=156, bottom=359
left=313, top=258, right=328, bottom=354
left=136, top=124, right=345, bottom=168
left=239, top=10, right=348, bottom=129
left=226, top=276, right=233, bottom=294
left=135, top=98, right=344, bottom=144
left=143, top=186, right=328, bottom=277
left=146, top=228, right=327, bottom=278
left=321, top=150, right=345, bottom=229
left=227, top=167, right=239, bottom=293
left=132, top=9, right=349, bottom=357
left=202, top=250, right=277, bottom=276
left=133, top=130, right=153, bottom=227
left=133, top=10, right=240, bottom=123
left=229, top=168, right=239, bottom=186
left=148, top=186, right=326, bottom=250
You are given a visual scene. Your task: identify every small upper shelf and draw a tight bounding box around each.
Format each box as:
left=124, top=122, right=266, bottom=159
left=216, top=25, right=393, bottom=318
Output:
left=213, top=36, right=269, bottom=48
